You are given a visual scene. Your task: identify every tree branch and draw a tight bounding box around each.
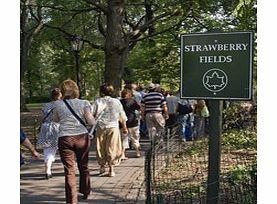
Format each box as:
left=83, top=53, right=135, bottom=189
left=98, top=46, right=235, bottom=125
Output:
left=129, top=10, right=180, bottom=40
left=44, top=23, right=104, bottom=50
left=130, top=14, right=191, bottom=44
left=97, top=13, right=106, bottom=37
left=84, top=0, right=107, bottom=14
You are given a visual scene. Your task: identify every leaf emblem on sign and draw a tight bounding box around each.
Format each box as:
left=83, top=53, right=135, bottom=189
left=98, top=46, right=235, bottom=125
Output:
left=205, top=71, right=225, bottom=90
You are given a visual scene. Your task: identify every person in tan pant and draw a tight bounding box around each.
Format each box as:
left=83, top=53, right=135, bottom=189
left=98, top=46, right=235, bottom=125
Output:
left=91, top=83, right=128, bottom=177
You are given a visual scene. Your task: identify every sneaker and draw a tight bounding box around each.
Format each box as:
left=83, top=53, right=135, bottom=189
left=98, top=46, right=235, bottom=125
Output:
left=99, top=166, right=105, bottom=174
left=108, top=171, right=115, bottom=177
left=136, top=152, right=141, bottom=158
left=45, top=174, right=52, bottom=179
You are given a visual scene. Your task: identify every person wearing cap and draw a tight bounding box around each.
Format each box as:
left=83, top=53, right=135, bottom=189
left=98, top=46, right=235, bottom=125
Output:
left=140, top=83, right=169, bottom=142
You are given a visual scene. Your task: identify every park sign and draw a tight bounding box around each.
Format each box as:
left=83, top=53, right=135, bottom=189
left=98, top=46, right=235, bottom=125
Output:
left=180, top=31, right=253, bottom=100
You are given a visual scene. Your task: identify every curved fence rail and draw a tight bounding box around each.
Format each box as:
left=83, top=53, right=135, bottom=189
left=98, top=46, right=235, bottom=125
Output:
left=145, top=126, right=256, bottom=204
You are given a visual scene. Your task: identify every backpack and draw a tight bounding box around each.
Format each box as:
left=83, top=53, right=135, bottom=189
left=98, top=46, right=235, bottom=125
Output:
left=177, top=102, right=193, bottom=115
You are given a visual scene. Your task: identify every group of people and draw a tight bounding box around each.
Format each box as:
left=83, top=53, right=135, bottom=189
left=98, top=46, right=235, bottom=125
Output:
left=21, top=79, right=210, bottom=204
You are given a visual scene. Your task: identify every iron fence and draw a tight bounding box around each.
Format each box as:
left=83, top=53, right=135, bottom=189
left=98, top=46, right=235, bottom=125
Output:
left=145, top=126, right=256, bottom=204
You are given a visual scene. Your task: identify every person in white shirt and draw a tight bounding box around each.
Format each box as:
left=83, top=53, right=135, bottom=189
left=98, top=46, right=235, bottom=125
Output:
left=165, top=90, right=179, bottom=130
left=91, top=83, right=128, bottom=177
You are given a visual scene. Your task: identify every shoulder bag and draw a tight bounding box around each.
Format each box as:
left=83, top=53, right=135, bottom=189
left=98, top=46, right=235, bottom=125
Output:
left=37, top=108, right=54, bottom=133
left=63, top=99, right=105, bottom=139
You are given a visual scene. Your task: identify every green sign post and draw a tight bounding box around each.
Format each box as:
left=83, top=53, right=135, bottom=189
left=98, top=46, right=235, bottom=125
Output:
left=180, top=31, right=253, bottom=204
left=181, top=31, right=253, bottom=100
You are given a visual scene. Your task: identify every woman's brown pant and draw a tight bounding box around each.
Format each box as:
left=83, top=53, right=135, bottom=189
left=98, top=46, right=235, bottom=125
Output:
left=58, top=134, right=91, bottom=204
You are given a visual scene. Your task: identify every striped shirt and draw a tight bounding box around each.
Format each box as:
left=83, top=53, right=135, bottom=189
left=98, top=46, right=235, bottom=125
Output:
left=141, top=92, right=166, bottom=114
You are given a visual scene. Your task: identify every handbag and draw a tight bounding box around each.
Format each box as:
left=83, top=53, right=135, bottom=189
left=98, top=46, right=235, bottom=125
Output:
left=63, top=99, right=106, bottom=139
left=63, top=99, right=93, bottom=137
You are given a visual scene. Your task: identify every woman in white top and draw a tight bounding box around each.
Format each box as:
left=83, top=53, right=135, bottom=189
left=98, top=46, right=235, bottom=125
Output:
left=91, top=83, right=128, bottom=177
left=37, top=88, right=61, bottom=179
left=53, top=79, right=95, bottom=204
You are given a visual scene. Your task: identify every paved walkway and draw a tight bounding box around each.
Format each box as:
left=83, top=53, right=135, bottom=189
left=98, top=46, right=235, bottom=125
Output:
left=20, top=138, right=150, bottom=204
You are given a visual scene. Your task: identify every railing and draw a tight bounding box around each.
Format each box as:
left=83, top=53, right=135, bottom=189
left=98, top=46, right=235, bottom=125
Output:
left=145, top=125, right=256, bottom=204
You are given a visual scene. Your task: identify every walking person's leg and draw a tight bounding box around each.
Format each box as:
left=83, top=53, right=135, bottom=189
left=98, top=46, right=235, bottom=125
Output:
left=121, top=130, right=129, bottom=159
left=96, top=128, right=107, bottom=174
left=43, top=147, right=57, bottom=179
left=152, top=113, right=166, bottom=140
left=129, top=126, right=141, bottom=157
left=58, top=136, right=78, bottom=204
left=75, top=134, right=91, bottom=199
left=105, top=128, right=122, bottom=177
left=145, top=113, right=155, bottom=142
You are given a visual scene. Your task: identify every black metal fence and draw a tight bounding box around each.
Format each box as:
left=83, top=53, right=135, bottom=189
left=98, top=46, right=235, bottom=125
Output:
left=145, top=126, right=256, bottom=204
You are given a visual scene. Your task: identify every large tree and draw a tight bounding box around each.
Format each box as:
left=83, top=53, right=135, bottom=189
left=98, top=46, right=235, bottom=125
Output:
left=21, top=0, right=257, bottom=104
left=20, top=0, right=45, bottom=111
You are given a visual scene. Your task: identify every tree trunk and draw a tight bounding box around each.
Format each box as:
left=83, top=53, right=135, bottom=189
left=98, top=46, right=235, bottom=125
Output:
left=145, top=0, right=160, bottom=83
left=104, top=0, right=127, bottom=91
left=20, top=34, right=30, bottom=112
left=20, top=1, right=43, bottom=111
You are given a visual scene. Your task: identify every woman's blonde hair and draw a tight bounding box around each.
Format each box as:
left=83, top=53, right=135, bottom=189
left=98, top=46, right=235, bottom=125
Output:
left=60, top=79, right=80, bottom=99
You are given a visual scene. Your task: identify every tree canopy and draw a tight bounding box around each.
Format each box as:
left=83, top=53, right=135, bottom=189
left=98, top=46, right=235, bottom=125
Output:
left=20, top=0, right=257, bottom=107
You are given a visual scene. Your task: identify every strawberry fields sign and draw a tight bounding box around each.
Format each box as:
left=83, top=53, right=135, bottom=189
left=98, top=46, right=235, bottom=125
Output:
left=180, top=31, right=253, bottom=100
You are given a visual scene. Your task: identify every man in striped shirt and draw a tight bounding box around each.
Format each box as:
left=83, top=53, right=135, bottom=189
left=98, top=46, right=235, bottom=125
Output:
left=140, top=83, right=169, bottom=141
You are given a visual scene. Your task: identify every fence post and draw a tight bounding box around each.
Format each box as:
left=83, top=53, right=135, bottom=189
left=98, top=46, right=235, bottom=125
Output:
left=166, top=127, right=170, bottom=167
left=145, top=148, right=152, bottom=204
left=207, top=100, right=223, bottom=204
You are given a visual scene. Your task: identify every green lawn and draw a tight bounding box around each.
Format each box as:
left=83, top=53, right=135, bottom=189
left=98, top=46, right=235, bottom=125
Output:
left=26, top=103, right=43, bottom=110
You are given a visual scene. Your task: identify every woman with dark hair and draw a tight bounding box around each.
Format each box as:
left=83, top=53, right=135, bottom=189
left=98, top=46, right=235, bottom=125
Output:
left=37, top=88, right=62, bottom=179
left=91, top=83, right=128, bottom=177
left=53, top=79, right=95, bottom=204
left=120, top=88, right=141, bottom=159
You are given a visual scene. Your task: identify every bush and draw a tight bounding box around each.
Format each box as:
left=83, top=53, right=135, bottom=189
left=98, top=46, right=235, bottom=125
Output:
left=222, top=129, right=257, bottom=150
left=25, top=96, right=50, bottom=104
left=222, top=102, right=257, bottom=130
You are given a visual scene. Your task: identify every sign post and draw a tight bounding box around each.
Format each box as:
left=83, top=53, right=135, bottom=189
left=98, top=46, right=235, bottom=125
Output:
left=180, top=31, right=253, bottom=204
left=206, top=100, right=222, bottom=204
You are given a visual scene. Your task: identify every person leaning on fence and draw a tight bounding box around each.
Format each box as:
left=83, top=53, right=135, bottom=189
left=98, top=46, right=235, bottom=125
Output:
left=53, top=79, right=96, bottom=204
left=140, top=83, right=169, bottom=142
left=36, top=88, right=62, bottom=179
left=91, top=83, right=128, bottom=177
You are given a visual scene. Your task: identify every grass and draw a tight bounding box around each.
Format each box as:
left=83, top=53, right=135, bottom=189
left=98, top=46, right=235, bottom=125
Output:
left=26, top=103, right=43, bottom=110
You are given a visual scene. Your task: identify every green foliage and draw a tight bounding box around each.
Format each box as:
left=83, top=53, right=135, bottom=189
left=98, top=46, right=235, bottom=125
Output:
left=226, top=163, right=255, bottom=185
left=222, top=102, right=257, bottom=130
left=222, top=160, right=257, bottom=203
left=22, top=0, right=257, bottom=103
left=222, top=129, right=256, bottom=150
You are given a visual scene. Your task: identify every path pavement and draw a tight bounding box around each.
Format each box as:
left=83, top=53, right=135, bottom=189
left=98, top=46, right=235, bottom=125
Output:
left=20, top=138, right=150, bottom=204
